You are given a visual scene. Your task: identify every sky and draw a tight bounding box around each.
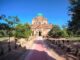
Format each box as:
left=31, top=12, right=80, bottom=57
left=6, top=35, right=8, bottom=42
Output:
left=0, top=0, right=70, bottom=27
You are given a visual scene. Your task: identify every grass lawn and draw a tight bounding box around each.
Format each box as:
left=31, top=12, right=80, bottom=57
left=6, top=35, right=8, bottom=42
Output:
left=66, top=37, right=80, bottom=40
left=0, top=37, right=9, bottom=41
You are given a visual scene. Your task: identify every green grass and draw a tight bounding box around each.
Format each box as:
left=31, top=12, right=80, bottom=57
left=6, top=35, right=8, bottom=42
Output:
left=66, top=37, right=80, bottom=40
left=0, top=37, right=9, bottom=41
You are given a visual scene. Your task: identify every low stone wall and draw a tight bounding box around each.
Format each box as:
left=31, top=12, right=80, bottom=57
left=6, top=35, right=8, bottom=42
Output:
left=0, top=36, right=35, bottom=57
left=45, top=38, right=80, bottom=60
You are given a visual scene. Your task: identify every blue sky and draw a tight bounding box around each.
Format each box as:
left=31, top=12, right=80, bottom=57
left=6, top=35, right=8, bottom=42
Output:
left=0, top=0, right=69, bottom=27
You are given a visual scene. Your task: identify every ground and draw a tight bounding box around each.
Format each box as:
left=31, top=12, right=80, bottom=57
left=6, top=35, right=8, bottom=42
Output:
left=0, top=36, right=79, bottom=60
left=24, top=36, right=65, bottom=60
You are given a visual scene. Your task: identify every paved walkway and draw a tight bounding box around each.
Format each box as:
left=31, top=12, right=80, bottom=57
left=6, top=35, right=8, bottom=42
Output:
left=24, top=36, right=65, bottom=60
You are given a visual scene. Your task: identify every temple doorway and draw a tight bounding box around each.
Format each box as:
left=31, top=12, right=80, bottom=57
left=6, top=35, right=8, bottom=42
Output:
left=39, top=31, right=42, bottom=36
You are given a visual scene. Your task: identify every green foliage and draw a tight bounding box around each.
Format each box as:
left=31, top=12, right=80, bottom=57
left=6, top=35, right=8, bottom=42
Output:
left=0, top=15, right=6, bottom=20
left=0, top=23, right=9, bottom=37
left=48, top=25, right=61, bottom=38
left=62, top=25, right=69, bottom=37
left=0, top=30, right=13, bottom=37
left=15, top=23, right=32, bottom=39
left=0, top=15, right=20, bottom=37
left=0, top=23, right=10, bottom=30
left=68, top=0, right=80, bottom=36
left=24, top=30, right=32, bottom=38
left=48, top=25, right=69, bottom=38
left=61, top=29, right=69, bottom=37
left=0, top=30, right=4, bottom=37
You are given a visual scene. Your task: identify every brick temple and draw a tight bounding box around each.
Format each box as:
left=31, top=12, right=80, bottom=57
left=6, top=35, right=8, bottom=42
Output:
left=31, top=14, right=52, bottom=36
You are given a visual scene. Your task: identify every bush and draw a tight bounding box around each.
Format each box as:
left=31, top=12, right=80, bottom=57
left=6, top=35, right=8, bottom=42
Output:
left=14, top=23, right=32, bottom=39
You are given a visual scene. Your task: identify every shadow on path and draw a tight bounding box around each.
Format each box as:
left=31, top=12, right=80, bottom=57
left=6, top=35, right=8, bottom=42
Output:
left=24, top=49, right=56, bottom=60
left=0, top=39, right=26, bottom=60
left=24, top=38, right=56, bottom=60
left=0, top=37, right=56, bottom=60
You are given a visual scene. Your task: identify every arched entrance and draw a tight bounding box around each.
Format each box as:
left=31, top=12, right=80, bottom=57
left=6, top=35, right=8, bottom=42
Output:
left=39, top=31, right=42, bottom=36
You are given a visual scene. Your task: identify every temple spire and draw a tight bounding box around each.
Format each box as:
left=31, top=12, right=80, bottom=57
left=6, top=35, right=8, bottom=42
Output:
left=37, top=13, right=43, bottom=16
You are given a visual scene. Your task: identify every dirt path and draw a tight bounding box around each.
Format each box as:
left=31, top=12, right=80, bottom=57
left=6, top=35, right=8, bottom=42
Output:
left=24, top=36, right=66, bottom=60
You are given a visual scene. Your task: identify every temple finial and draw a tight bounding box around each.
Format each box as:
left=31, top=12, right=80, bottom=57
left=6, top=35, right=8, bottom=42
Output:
left=37, top=13, right=43, bottom=16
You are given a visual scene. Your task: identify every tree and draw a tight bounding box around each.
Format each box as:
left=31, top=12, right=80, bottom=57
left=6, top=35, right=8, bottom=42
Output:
left=68, top=0, right=80, bottom=36
left=48, top=25, right=62, bottom=38
left=62, top=26, right=69, bottom=37
left=0, top=23, right=10, bottom=37
left=0, top=15, right=6, bottom=20
left=5, top=16, right=20, bottom=50
left=0, top=15, right=20, bottom=36
left=0, top=15, right=10, bottom=37
left=15, top=23, right=32, bottom=40
left=23, top=23, right=32, bottom=39
left=0, top=15, right=20, bottom=51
